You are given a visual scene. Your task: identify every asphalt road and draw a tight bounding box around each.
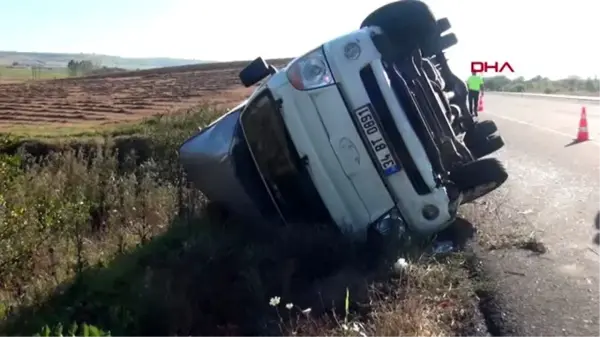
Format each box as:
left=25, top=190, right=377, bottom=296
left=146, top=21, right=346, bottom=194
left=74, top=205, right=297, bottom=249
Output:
left=464, top=93, right=600, bottom=336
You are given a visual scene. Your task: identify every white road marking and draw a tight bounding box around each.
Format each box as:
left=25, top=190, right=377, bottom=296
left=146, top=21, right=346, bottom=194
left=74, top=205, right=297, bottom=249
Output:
left=484, top=111, right=600, bottom=146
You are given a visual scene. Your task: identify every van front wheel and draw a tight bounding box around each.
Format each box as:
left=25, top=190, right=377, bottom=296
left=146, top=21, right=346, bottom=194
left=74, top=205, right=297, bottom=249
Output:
left=449, top=158, right=508, bottom=204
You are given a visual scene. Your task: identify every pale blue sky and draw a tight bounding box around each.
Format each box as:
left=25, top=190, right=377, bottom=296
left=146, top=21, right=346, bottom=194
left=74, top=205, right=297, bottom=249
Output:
left=1, top=0, right=598, bottom=79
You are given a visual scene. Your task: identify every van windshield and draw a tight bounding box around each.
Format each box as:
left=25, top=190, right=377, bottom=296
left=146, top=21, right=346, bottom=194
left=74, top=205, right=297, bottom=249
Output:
left=240, top=90, right=330, bottom=224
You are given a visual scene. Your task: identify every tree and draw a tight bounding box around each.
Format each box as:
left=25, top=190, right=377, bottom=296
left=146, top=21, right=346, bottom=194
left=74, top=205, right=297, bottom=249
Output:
left=67, top=59, right=78, bottom=77
left=79, top=60, right=94, bottom=74
left=585, top=78, right=599, bottom=92
left=66, top=59, right=100, bottom=77
left=482, top=75, right=599, bottom=96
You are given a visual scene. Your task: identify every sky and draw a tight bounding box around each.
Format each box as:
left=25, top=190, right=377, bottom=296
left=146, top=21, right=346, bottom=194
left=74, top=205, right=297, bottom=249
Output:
left=1, top=0, right=598, bottom=80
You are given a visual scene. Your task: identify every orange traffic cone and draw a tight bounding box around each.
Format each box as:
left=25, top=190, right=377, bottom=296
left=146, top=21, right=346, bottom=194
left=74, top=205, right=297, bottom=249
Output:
left=576, top=106, right=589, bottom=142
left=478, top=95, right=484, bottom=112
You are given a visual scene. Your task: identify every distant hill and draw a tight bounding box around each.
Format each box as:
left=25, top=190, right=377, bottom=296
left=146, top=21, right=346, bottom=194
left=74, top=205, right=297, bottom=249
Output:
left=0, top=51, right=207, bottom=70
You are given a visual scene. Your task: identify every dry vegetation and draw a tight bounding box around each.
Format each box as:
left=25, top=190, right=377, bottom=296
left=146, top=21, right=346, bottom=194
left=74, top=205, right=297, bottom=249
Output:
left=0, top=61, right=481, bottom=336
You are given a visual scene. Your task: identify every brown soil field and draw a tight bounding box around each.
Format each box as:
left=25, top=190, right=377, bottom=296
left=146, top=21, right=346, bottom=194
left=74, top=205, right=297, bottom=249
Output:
left=0, top=58, right=292, bottom=133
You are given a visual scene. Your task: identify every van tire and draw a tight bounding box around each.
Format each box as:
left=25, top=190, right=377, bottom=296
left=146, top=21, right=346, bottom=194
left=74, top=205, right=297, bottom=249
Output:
left=361, top=0, right=438, bottom=55
left=449, top=158, right=508, bottom=204
left=467, top=133, right=505, bottom=159
left=474, top=120, right=498, bottom=135
left=464, top=121, right=505, bottom=158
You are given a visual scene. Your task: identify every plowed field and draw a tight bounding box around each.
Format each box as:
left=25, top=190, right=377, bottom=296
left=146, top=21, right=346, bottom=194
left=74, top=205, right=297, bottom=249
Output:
left=0, top=59, right=290, bottom=133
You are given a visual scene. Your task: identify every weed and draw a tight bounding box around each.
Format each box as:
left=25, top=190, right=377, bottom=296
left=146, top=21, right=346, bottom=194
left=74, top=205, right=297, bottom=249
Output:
left=34, top=322, right=110, bottom=337
left=0, top=107, right=209, bottom=334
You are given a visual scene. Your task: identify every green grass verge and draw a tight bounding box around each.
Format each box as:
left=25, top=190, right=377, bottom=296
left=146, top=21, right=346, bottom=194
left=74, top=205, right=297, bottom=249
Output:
left=0, top=66, right=68, bottom=81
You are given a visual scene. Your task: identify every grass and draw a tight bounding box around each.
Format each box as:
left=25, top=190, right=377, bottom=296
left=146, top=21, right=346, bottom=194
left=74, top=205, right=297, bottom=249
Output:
left=0, top=105, right=479, bottom=336
left=0, top=120, right=144, bottom=139
left=0, top=66, right=68, bottom=82
left=459, top=198, right=547, bottom=255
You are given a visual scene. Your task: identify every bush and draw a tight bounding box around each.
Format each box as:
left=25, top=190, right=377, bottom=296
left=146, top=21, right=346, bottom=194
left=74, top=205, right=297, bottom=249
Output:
left=0, top=107, right=214, bottom=334
left=0, top=149, right=181, bottom=293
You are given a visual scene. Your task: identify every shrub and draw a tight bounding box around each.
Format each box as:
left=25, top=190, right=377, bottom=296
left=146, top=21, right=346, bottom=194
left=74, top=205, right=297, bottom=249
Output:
left=0, top=107, right=214, bottom=334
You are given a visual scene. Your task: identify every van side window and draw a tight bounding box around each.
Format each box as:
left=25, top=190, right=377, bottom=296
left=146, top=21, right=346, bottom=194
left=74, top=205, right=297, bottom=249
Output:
left=240, top=90, right=331, bottom=224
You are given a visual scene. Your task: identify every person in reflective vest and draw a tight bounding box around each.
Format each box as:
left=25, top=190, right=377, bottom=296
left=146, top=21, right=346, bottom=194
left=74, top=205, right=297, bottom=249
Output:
left=466, top=71, right=484, bottom=116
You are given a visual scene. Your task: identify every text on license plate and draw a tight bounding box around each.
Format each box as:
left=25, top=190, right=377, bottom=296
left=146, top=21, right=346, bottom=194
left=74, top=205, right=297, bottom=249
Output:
left=353, top=105, right=400, bottom=176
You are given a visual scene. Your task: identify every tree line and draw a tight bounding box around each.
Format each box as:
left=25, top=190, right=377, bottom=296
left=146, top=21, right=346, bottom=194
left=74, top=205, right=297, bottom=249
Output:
left=67, top=59, right=99, bottom=77
left=484, top=75, right=600, bottom=96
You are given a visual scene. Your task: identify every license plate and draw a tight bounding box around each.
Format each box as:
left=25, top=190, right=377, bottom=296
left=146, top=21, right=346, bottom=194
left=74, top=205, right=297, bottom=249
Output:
left=353, top=104, right=400, bottom=176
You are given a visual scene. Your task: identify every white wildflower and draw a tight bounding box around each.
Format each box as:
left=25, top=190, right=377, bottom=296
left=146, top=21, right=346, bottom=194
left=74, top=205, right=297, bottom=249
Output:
left=269, top=296, right=281, bottom=307
left=347, top=322, right=367, bottom=336
left=301, top=308, right=312, bottom=315
left=285, top=303, right=294, bottom=310
left=393, top=257, right=409, bottom=272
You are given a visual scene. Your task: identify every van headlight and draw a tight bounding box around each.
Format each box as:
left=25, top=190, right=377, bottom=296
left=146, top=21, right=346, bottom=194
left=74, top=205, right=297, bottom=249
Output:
left=286, top=47, right=335, bottom=91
